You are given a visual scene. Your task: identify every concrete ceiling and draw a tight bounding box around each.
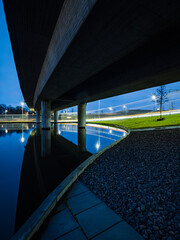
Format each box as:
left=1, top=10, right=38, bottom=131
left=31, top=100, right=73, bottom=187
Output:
left=3, top=0, right=180, bottom=110
left=3, top=0, right=65, bottom=108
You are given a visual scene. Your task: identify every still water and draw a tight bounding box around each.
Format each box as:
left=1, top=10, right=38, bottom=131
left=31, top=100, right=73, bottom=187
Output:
left=0, top=123, right=127, bottom=240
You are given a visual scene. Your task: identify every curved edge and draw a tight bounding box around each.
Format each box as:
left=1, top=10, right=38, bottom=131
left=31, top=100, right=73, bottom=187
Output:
left=10, top=125, right=130, bottom=240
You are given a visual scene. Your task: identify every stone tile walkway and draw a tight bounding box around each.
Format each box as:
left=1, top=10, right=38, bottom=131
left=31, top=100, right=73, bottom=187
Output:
left=40, top=181, right=144, bottom=240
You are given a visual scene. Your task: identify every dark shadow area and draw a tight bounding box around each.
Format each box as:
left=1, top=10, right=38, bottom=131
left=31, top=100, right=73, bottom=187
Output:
left=14, top=129, right=91, bottom=232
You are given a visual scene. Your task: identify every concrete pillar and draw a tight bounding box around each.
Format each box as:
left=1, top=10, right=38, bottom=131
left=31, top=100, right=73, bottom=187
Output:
left=78, top=127, right=86, bottom=152
left=78, top=103, right=86, bottom=128
left=54, top=123, right=58, bottom=135
left=36, top=110, right=41, bottom=124
left=41, top=129, right=51, bottom=158
left=41, top=100, right=51, bottom=129
left=54, top=111, right=58, bottom=123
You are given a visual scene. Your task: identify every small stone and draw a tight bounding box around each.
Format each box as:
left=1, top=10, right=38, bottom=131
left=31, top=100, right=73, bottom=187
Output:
left=153, top=226, right=159, bottom=231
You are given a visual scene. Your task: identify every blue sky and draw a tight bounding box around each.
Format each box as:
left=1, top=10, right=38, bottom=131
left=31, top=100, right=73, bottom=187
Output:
left=0, top=0, right=25, bottom=107
left=0, top=0, right=179, bottom=111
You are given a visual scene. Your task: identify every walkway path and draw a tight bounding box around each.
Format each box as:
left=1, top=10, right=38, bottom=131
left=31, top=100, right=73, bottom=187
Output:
left=38, top=181, right=144, bottom=240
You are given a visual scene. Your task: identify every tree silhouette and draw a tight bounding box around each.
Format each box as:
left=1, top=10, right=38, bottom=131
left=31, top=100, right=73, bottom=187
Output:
left=156, top=85, right=168, bottom=120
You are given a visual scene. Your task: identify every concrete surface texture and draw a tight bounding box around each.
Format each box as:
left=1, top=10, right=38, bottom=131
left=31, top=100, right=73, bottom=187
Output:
left=80, top=129, right=180, bottom=240
left=36, top=181, right=144, bottom=240
left=3, top=0, right=180, bottom=110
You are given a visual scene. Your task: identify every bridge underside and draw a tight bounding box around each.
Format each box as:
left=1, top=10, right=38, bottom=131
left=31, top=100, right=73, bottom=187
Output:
left=3, top=0, right=180, bottom=111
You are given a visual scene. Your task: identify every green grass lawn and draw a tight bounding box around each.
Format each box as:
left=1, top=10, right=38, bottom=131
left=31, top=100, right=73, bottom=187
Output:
left=89, top=114, right=180, bottom=130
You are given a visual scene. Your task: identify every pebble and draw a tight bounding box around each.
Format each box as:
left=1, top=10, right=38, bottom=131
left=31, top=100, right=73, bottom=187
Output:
left=80, top=129, right=180, bottom=240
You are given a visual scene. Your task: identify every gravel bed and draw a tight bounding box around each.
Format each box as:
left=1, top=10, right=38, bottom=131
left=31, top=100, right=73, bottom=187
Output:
left=80, top=129, right=180, bottom=240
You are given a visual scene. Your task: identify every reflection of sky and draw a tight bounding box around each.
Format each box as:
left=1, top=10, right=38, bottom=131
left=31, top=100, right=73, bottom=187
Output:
left=0, top=123, right=125, bottom=239
left=0, top=126, right=32, bottom=240
left=58, top=124, right=127, bottom=154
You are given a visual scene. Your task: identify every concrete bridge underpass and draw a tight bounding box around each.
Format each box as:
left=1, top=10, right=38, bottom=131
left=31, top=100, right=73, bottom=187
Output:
left=3, top=0, right=180, bottom=129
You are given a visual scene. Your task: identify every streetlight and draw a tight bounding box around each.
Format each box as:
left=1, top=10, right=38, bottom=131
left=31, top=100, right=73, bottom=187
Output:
left=21, top=102, right=24, bottom=121
left=123, top=105, right=127, bottom=113
left=152, top=95, right=157, bottom=112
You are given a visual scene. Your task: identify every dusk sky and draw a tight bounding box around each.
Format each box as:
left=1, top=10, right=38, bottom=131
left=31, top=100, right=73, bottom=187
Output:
left=0, top=0, right=179, bottom=112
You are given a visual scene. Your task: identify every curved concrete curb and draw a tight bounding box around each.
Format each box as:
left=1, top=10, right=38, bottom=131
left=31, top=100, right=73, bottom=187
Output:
left=10, top=125, right=130, bottom=240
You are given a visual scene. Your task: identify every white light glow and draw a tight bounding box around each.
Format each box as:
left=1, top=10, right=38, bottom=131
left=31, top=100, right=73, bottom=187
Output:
left=21, top=137, right=25, bottom=143
left=109, top=129, right=112, bottom=134
left=21, top=102, right=24, bottom=106
left=95, top=142, right=100, bottom=150
left=58, top=130, right=61, bottom=135
left=5, top=129, right=8, bottom=133
left=152, top=95, right=156, bottom=100
left=109, top=107, right=113, bottom=111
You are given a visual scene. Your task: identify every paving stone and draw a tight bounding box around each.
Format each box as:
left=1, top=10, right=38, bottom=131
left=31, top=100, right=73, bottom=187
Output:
left=40, top=209, right=79, bottom=240
left=92, top=221, right=144, bottom=240
left=57, top=227, right=87, bottom=240
left=76, top=202, right=122, bottom=239
left=66, top=181, right=88, bottom=199
left=67, top=190, right=101, bottom=215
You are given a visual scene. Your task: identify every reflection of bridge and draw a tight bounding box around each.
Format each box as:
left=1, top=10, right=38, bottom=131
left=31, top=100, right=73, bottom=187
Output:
left=15, top=129, right=91, bottom=231
left=3, top=0, right=180, bottom=129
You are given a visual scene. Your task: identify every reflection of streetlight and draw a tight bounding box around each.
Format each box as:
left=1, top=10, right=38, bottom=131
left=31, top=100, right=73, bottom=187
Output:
left=109, top=129, right=112, bottom=134
left=21, top=123, right=25, bottom=143
left=95, top=141, right=100, bottom=150
left=109, top=107, right=112, bottom=111
left=5, top=129, right=8, bottom=134
left=58, top=130, right=61, bottom=135
left=152, top=95, right=157, bottom=111
left=21, top=102, right=24, bottom=121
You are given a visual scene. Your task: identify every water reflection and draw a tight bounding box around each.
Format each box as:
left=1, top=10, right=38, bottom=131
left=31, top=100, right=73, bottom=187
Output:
left=0, top=123, right=127, bottom=239
left=41, top=130, right=51, bottom=158
left=15, top=127, right=91, bottom=231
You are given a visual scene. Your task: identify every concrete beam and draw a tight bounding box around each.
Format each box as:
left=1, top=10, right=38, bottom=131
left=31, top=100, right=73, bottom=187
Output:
left=78, top=103, right=86, bottom=128
left=41, top=101, right=51, bottom=129
left=34, top=0, right=96, bottom=107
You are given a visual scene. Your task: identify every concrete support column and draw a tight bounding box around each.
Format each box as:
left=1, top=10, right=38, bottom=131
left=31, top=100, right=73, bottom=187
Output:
left=54, top=111, right=58, bottom=123
left=54, top=124, right=58, bottom=135
left=78, top=103, right=86, bottom=128
left=41, top=100, right=51, bottom=129
left=36, top=110, right=41, bottom=124
left=78, top=127, right=86, bottom=152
